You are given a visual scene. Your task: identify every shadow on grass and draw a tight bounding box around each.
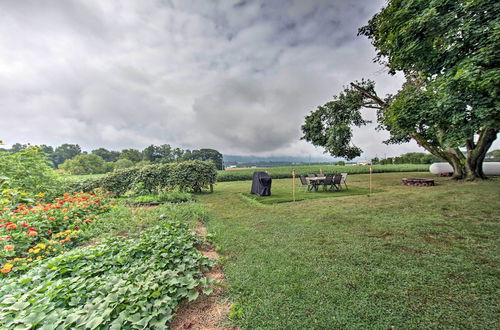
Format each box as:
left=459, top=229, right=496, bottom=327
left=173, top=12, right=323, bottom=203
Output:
left=241, top=186, right=379, bottom=205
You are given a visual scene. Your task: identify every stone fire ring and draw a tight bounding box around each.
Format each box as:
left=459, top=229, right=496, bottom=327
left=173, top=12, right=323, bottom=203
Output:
left=401, top=178, right=435, bottom=186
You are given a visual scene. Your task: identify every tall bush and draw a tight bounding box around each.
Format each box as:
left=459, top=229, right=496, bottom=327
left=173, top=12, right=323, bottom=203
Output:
left=169, top=160, right=217, bottom=192
left=71, top=160, right=217, bottom=195
left=0, top=148, right=63, bottom=205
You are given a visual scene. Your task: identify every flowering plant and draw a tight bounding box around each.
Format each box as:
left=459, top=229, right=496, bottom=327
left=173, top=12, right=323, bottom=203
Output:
left=0, top=192, right=113, bottom=274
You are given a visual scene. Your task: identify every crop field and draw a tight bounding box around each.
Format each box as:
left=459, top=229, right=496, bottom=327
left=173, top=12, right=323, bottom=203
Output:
left=217, top=164, right=429, bottom=181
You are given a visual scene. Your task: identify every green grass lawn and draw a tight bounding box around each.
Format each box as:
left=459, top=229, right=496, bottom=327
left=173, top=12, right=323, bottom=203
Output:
left=238, top=176, right=376, bottom=204
left=199, top=172, right=500, bottom=329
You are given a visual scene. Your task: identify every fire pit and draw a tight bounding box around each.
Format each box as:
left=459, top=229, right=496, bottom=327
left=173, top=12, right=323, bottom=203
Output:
left=401, top=178, right=435, bottom=186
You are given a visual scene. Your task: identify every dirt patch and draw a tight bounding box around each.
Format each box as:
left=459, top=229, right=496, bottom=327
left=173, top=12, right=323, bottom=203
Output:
left=170, top=221, right=237, bottom=330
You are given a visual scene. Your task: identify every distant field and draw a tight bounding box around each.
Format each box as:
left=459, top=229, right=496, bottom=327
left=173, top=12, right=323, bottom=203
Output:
left=217, top=164, right=429, bottom=182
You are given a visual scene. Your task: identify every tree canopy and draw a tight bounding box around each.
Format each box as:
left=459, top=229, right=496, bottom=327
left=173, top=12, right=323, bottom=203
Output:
left=59, top=154, right=109, bottom=175
left=190, top=149, right=224, bottom=170
left=302, top=0, right=499, bottom=180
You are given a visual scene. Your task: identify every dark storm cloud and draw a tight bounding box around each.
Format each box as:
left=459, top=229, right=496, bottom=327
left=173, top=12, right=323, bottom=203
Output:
left=2, top=0, right=474, bottom=158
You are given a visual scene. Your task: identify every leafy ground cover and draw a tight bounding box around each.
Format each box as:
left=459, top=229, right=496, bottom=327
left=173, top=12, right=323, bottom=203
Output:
left=130, top=190, right=193, bottom=205
left=0, top=219, right=214, bottom=329
left=0, top=201, right=216, bottom=329
left=199, top=172, right=500, bottom=328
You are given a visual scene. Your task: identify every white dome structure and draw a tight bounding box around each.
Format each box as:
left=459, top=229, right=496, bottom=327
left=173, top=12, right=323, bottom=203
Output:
left=429, top=162, right=500, bottom=176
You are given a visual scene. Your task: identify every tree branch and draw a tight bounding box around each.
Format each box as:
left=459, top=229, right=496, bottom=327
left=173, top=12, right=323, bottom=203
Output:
left=351, top=83, right=388, bottom=108
left=362, top=105, right=384, bottom=110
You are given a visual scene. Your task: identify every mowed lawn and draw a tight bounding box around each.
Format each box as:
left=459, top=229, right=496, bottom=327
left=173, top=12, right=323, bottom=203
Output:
left=199, top=172, right=500, bottom=329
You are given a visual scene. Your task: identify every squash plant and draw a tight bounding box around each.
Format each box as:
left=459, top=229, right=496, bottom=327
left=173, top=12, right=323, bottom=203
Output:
left=0, top=220, right=215, bottom=329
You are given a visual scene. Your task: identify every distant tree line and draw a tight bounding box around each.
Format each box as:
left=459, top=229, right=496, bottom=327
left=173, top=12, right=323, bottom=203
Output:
left=371, top=152, right=443, bottom=165
left=0, top=143, right=223, bottom=174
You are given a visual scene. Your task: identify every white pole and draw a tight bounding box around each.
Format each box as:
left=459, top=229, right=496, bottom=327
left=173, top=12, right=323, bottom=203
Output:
left=369, top=166, right=372, bottom=196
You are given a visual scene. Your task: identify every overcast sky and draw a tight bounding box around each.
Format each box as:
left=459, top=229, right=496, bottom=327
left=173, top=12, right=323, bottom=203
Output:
left=1, top=0, right=497, bottom=160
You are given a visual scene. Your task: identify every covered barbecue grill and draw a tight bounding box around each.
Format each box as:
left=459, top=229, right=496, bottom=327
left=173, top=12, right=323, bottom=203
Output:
left=250, top=171, right=272, bottom=196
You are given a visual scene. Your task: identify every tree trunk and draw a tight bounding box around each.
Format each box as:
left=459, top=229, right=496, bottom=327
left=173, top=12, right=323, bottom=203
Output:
left=410, top=133, right=466, bottom=179
left=464, top=127, right=498, bottom=180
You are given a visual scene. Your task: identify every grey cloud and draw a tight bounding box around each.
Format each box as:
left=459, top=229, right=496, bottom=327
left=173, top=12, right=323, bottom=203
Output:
left=2, top=0, right=496, bottom=157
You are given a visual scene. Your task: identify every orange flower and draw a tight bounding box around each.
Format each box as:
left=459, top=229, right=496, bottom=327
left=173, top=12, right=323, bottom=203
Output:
left=3, top=245, right=14, bottom=251
left=63, top=216, right=69, bottom=220
left=6, top=223, right=17, bottom=230
left=27, top=231, right=38, bottom=237
left=49, top=217, right=55, bottom=221
left=1, top=268, right=10, bottom=274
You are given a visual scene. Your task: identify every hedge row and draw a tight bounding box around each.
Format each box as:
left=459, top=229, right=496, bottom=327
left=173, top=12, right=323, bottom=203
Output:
left=217, top=164, right=429, bottom=182
left=70, top=160, right=217, bottom=195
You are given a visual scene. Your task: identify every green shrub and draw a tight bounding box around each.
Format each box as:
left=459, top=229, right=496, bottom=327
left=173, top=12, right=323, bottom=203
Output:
left=131, top=191, right=193, bottom=204
left=0, top=148, right=64, bottom=205
left=158, top=190, right=192, bottom=203
left=71, top=160, right=217, bottom=195
left=169, top=160, right=217, bottom=192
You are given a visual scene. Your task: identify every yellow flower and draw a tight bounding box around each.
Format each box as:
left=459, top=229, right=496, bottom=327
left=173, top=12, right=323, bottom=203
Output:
left=3, top=263, right=13, bottom=270
left=37, top=193, right=45, bottom=197
left=27, top=258, right=33, bottom=262
left=45, top=251, right=50, bottom=255
left=36, top=256, right=42, bottom=260
left=52, top=248, right=57, bottom=252
left=32, top=249, right=40, bottom=254
left=35, top=243, right=46, bottom=249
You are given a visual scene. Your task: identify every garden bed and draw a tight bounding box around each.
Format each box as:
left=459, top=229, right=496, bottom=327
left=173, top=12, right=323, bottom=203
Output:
left=401, top=178, right=435, bottom=186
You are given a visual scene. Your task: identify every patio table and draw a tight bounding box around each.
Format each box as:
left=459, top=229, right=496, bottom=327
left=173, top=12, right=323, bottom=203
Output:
left=306, top=176, right=326, bottom=192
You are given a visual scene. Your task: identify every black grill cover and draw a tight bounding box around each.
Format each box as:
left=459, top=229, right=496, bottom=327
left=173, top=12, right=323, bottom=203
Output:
left=251, top=171, right=272, bottom=196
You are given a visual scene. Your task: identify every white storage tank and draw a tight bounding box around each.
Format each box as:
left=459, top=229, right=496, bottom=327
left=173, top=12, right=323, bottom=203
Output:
left=429, top=162, right=500, bottom=176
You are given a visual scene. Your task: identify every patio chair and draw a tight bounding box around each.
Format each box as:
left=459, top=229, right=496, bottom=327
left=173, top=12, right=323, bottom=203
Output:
left=340, top=173, right=348, bottom=190
left=299, top=175, right=317, bottom=192
left=331, top=174, right=342, bottom=191
left=322, top=174, right=334, bottom=191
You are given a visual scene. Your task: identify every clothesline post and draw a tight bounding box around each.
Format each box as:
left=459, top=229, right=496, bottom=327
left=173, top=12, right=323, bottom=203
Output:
left=292, top=169, right=296, bottom=202
left=369, top=166, right=372, bottom=196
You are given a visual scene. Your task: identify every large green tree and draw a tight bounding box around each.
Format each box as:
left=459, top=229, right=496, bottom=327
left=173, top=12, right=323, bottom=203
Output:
left=302, top=0, right=499, bottom=180
left=190, top=148, right=224, bottom=170
left=119, top=148, right=143, bottom=163
left=91, top=148, right=120, bottom=162
left=59, top=154, right=109, bottom=175
left=52, top=144, right=82, bottom=167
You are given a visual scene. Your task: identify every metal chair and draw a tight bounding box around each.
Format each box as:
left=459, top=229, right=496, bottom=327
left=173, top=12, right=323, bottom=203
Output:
left=331, top=174, right=342, bottom=191
left=299, top=175, right=316, bottom=192
left=322, top=174, right=334, bottom=191
left=340, top=173, right=348, bottom=190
